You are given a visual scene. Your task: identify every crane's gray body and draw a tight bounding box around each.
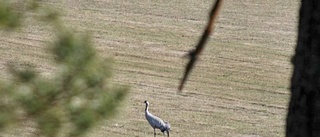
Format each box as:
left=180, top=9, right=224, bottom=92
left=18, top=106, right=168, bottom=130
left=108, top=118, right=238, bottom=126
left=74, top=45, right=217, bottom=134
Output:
left=144, top=100, right=170, bottom=137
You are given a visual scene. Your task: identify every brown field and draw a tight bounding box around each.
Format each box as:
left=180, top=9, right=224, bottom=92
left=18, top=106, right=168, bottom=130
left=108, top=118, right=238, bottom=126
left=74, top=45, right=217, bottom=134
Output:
left=0, top=0, right=300, bottom=136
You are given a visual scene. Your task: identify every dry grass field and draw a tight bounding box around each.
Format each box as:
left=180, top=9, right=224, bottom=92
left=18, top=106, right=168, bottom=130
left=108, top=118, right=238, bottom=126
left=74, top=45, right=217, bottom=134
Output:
left=0, top=0, right=300, bottom=136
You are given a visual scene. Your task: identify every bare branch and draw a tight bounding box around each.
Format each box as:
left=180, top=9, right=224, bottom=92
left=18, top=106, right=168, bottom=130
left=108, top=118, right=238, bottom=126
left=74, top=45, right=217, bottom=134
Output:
left=178, top=0, right=223, bottom=92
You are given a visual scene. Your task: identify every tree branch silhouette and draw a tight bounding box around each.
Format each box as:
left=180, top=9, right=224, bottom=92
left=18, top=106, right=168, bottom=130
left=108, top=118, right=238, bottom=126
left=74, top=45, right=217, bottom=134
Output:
left=178, top=0, right=223, bottom=92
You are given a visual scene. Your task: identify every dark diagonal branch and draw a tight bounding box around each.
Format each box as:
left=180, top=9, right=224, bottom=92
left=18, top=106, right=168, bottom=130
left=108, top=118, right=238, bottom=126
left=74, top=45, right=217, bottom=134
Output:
left=178, top=0, right=223, bottom=92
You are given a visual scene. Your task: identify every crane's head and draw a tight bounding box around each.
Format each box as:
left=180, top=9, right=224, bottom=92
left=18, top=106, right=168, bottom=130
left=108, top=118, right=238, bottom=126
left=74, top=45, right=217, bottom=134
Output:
left=144, top=100, right=149, bottom=106
left=144, top=100, right=149, bottom=105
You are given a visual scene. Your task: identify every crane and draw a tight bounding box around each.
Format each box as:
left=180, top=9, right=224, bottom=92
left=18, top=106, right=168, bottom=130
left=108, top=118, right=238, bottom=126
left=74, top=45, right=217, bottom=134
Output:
left=144, top=100, right=170, bottom=137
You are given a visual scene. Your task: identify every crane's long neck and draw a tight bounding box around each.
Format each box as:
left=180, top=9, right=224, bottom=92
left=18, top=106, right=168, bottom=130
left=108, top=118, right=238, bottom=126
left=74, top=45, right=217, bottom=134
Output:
left=145, top=103, right=149, bottom=112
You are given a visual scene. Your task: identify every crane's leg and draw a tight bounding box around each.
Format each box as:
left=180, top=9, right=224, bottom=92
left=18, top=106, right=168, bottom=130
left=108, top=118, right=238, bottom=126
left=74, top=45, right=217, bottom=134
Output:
left=167, top=131, right=169, bottom=137
left=154, top=128, right=156, bottom=137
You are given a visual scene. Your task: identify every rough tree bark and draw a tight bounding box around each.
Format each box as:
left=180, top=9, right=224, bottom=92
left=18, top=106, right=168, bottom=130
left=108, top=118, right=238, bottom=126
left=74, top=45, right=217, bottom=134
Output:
left=286, top=0, right=320, bottom=136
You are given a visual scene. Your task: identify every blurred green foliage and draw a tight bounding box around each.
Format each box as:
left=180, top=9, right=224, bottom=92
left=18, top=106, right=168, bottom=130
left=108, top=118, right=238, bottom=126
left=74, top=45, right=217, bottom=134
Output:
left=0, top=0, right=128, bottom=136
left=0, top=1, right=20, bottom=29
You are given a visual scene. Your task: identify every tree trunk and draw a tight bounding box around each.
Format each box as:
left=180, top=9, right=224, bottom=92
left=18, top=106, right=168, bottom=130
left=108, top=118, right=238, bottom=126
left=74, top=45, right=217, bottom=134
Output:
left=286, top=0, right=320, bottom=136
